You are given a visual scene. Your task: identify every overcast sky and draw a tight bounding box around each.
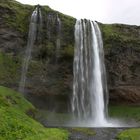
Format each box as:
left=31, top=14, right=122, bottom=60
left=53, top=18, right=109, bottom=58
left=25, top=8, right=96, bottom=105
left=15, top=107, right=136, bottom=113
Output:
left=16, top=0, right=140, bottom=25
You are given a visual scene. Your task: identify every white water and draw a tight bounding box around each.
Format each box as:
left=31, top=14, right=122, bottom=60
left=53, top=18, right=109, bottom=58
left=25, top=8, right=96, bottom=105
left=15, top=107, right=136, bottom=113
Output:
left=72, top=19, right=113, bottom=127
left=19, top=7, right=41, bottom=93
left=91, top=21, right=108, bottom=125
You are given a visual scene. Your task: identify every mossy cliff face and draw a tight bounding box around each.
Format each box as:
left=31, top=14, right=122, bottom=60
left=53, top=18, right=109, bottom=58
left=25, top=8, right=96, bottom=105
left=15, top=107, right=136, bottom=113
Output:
left=0, top=0, right=140, bottom=112
left=0, top=0, right=32, bottom=88
left=0, top=0, right=75, bottom=111
left=100, top=23, right=140, bottom=104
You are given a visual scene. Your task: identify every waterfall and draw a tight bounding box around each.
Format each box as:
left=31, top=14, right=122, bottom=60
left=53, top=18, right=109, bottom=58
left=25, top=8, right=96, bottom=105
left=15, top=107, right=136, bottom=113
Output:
left=55, top=14, right=61, bottom=62
left=72, top=19, right=110, bottom=126
left=19, top=6, right=42, bottom=93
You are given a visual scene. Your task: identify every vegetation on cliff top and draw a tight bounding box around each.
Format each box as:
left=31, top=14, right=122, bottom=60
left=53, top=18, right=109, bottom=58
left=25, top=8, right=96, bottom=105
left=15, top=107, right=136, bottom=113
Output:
left=0, top=0, right=33, bottom=33
left=99, top=23, right=140, bottom=49
left=0, top=86, right=69, bottom=140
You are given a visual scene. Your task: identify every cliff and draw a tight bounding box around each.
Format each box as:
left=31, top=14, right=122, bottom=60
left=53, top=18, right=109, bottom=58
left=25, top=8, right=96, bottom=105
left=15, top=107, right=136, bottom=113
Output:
left=0, top=0, right=140, bottom=112
left=100, top=23, right=140, bottom=104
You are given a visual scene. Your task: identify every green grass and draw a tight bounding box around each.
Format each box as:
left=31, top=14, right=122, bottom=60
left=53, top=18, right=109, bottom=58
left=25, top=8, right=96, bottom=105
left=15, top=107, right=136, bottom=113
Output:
left=109, top=104, right=140, bottom=122
left=117, top=129, right=140, bottom=140
left=0, top=86, right=69, bottom=140
left=108, top=105, right=140, bottom=140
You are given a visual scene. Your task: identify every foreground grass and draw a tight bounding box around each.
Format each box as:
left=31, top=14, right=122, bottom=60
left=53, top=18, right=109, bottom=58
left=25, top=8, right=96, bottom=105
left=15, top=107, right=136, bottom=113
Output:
left=109, top=104, right=140, bottom=122
left=1, top=85, right=140, bottom=140
left=117, top=129, right=140, bottom=140
left=0, top=86, right=69, bottom=140
left=109, top=105, right=140, bottom=140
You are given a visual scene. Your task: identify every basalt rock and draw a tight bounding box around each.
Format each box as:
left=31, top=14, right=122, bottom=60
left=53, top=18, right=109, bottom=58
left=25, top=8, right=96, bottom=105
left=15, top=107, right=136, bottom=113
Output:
left=109, top=86, right=140, bottom=104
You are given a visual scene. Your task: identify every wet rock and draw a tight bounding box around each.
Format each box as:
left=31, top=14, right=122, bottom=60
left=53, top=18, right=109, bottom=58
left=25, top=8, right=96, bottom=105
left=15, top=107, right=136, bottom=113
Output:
left=109, top=86, right=140, bottom=104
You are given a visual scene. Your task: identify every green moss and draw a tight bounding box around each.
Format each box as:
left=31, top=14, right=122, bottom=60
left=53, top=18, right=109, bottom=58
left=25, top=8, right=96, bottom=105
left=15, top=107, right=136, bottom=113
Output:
left=71, top=128, right=96, bottom=136
left=117, top=129, right=140, bottom=140
left=99, top=23, right=140, bottom=49
left=99, top=24, right=114, bottom=37
left=0, top=0, right=33, bottom=33
left=0, top=86, right=69, bottom=140
left=0, top=52, right=21, bottom=87
left=43, top=5, right=54, bottom=13
left=109, top=105, right=140, bottom=122
left=59, top=13, right=76, bottom=46
left=62, top=45, right=74, bottom=59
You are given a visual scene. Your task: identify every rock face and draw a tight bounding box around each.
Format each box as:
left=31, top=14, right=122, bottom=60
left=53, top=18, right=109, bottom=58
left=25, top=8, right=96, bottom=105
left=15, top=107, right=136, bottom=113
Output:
left=0, top=0, right=32, bottom=89
left=109, top=86, right=140, bottom=104
left=0, top=0, right=140, bottom=111
left=100, top=24, right=140, bottom=104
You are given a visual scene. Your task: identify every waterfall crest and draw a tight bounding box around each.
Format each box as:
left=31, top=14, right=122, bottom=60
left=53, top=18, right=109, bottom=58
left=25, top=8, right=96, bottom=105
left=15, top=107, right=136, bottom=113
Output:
left=72, top=19, right=109, bottom=126
left=19, top=6, right=42, bottom=93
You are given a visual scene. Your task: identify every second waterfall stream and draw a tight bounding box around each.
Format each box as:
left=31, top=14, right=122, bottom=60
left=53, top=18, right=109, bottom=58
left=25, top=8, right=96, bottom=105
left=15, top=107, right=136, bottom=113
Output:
left=19, top=6, right=42, bottom=93
left=71, top=19, right=113, bottom=127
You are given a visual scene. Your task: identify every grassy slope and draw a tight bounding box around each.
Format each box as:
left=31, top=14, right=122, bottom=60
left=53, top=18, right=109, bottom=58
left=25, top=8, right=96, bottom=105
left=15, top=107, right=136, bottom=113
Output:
left=0, top=86, right=68, bottom=140
left=117, top=129, right=140, bottom=140
left=108, top=105, right=140, bottom=140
